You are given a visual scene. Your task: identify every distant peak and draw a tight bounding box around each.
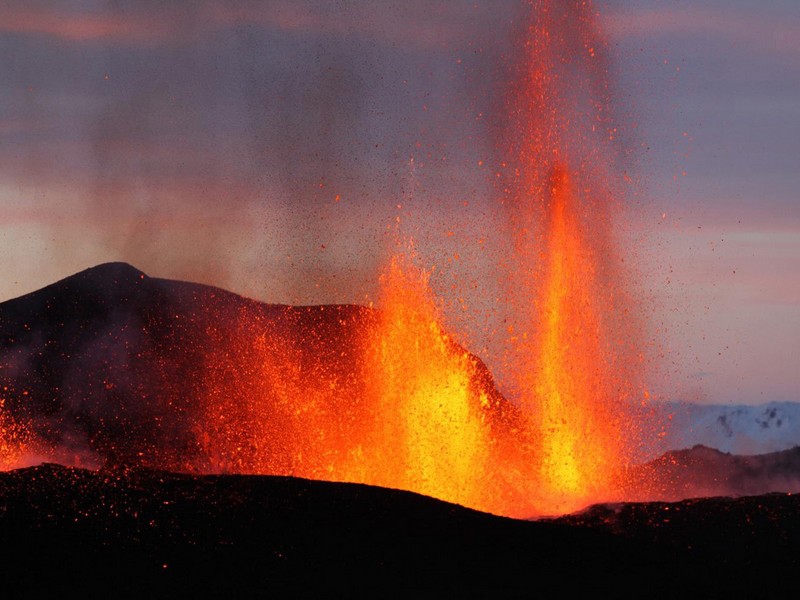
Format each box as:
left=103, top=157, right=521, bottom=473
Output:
left=73, top=263, right=148, bottom=285
left=48, top=262, right=151, bottom=296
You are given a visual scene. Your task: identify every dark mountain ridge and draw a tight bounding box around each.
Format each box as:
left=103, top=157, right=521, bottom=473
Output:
left=0, top=262, right=511, bottom=473
left=636, top=443, right=800, bottom=500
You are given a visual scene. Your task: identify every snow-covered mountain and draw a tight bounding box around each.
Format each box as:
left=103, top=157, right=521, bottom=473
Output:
left=661, top=401, right=800, bottom=455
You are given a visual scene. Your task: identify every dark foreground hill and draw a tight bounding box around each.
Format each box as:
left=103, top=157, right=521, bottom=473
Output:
left=0, top=464, right=798, bottom=598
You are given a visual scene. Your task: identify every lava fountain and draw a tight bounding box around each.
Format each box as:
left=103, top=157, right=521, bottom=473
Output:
left=357, top=252, right=493, bottom=507
left=501, top=0, right=646, bottom=513
left=0, top=0, right=652, bottom=518
left=0, top=402, right=29, bottom=470
left=194, top=251, right=523, bottom=515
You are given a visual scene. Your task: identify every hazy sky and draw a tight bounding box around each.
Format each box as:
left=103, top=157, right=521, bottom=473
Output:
left=1, top=0, right=798, bottom=405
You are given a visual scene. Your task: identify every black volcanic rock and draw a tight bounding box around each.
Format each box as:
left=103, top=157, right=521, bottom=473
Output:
left=0, top=464, right=626, bottom=596
left=1, top=465, right=799, bottom=597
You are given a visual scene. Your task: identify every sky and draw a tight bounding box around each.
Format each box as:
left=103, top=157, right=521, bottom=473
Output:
left=0, top=0, right=798, bottom=405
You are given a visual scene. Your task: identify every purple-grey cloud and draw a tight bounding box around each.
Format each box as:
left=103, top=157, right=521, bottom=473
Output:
left=603, top=6, right=800, bottom=61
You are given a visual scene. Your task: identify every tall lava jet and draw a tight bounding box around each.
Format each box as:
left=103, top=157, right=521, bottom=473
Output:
left=501, top=0, right=646, bottom=513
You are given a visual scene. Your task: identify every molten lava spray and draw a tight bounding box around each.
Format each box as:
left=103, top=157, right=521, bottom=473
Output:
left=0, top=0, right=651, bottom=518
left=0, top=405, right=27, bottom=470
left=521, top=166, right=630, bottom=512
left=193, top=254, right=516, bottom=513
left=501, top=0, right=645, bottom=513
left=358, top=253, right=492, bottom=506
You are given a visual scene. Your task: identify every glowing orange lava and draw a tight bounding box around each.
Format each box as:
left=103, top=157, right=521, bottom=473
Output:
left=190, top=0, right=648, bottom=517
left=0, top=0, right=650, bottom=519
left=525, top=166, right=628, bottom=512
left=501, top=0, right=645, bottom=513
left=0, top=399, right=30, bottom=470
left=141, top=0, right=648, bottom=517
left=193, top=253, right=521, bottom=515
left=356, top=253, right=493, bottom=507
